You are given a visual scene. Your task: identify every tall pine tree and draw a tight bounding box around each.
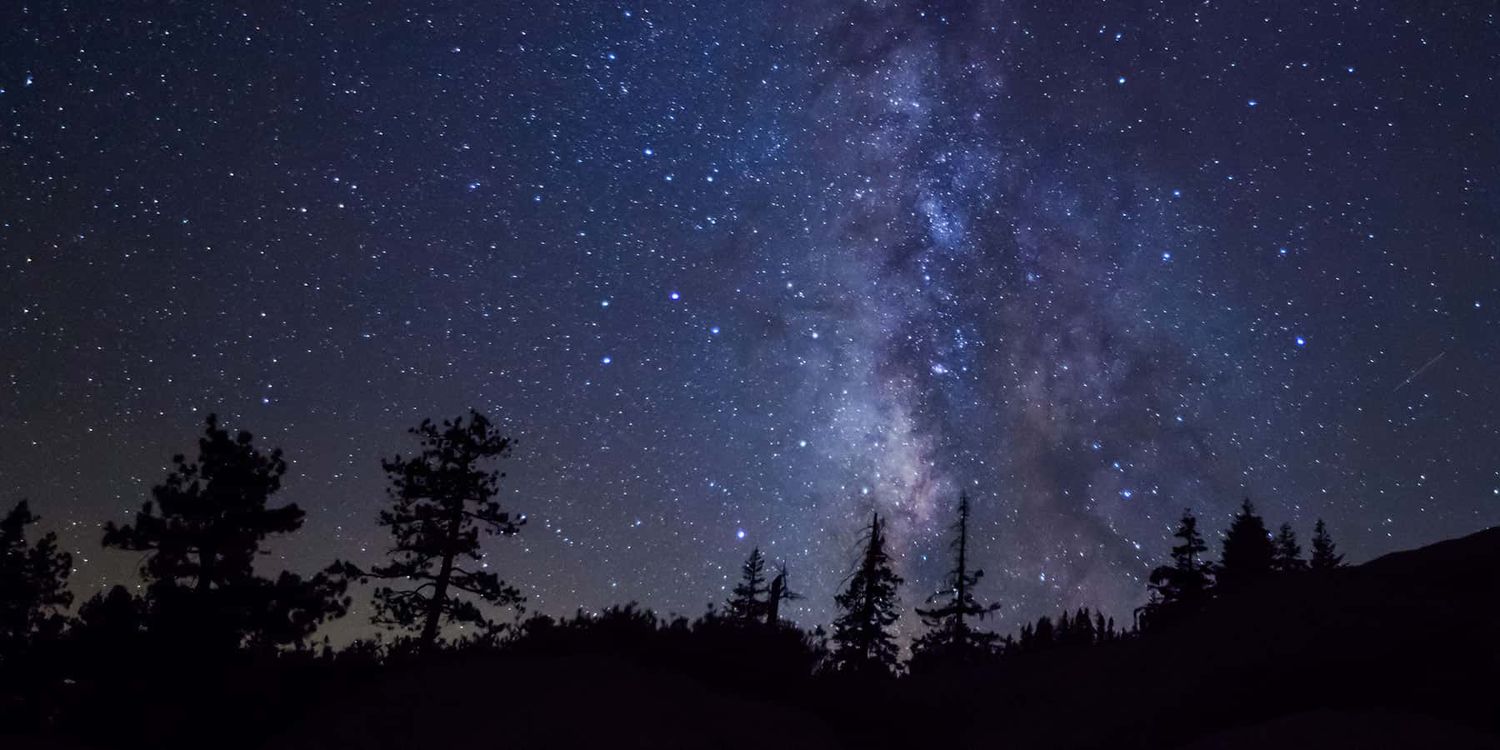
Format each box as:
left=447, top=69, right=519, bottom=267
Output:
left=726, top=547, right=769, bottom=624
left=1216, top=499, right=1276, bottom=595
left=103, top=415, right=348, bottom=651
left=1309, top=518, right=1344, bottom=571
left=343, top=411, right=526, bottom=650
left=1272, top=522, right=1306, bottom=572
left=911, top=494, right=999, bottom=669
left=0, top=500, right=73, bottom=660
left=829, top=512, right=903, bottom=677
left=1142, top=508, right=1212, bottom=630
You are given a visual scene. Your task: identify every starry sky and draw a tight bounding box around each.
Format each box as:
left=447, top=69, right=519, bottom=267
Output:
left=2, top=1, right=1498, bottom=640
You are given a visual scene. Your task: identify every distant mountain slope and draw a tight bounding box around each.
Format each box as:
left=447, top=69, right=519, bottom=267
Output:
left=946, top=526, right=1500, bottom=749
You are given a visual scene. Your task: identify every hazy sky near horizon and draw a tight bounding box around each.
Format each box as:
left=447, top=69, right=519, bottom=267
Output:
left=2, top=0, right=1497, bottom=639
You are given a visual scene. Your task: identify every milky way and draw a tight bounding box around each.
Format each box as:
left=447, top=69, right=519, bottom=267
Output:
left=2, top=1, right=1497, bottom=640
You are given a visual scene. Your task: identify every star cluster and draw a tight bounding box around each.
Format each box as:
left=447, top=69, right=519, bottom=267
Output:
left=2, top=1, right=1498, bottom=638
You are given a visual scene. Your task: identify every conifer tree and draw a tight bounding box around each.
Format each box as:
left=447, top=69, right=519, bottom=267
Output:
left=911, top=494, right=999, bottom=667
left=1309, top=518, right=1344, bottom=571
left=1094, top=610, right=1115, bottom=643
left=69, top=585, right=149, bottom=672
left=1056, top=607, right=1098, bottom=647
left=342, top=411, right=525, bottom=650
left=829, top=512, right=903, bottom=676
left=1055, top=609, right=1076, bottom=645
left=1216, top=499, right=1276, bottom=594
left=726, top=547, right=769, bottom=624
left=0, top=500, right=73, bottom=659
left=1032, top=615, right=1055, bottom=648
left=103, top=415, right=348, bottom=651
left=75, top=585, right=147, bottom=641
left=1142, top=508, right=1212, bottom=630
left=1272, top=522, right=1306, bottom=573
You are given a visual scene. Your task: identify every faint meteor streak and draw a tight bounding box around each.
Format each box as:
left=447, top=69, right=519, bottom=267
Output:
left=1392, top=351, right=1446, bottom=393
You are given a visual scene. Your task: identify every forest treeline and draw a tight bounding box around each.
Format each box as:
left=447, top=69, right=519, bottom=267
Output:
left=0, top=411, right=1351, bottom=748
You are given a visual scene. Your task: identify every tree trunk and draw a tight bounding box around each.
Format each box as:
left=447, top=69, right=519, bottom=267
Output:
left=420, top=501, right=465, bottom=651
left=767, top=572, right=784, bottom=627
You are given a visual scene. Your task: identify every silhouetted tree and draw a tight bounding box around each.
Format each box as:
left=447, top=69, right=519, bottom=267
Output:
left=1008, top=607, right=1122, bottom=657
left=342, top=411, right=525, bottom=650
left=726, top=547, right=769, bottom=624
left=1216, top=499, right=1276, bottom=595
left=1273, top=522, right=1306, bottom=573
left=1056, top=607, right=1100, bottom=648
left=911, top=494, right=999, bottom=669
left=0, top=500, right=72, bottom=660
left=765, top=562, right=802, bottom=627
left=66, top=585, right=150, bottom=677
left=1142, top=508, right=1212, bottom=630
left=829, top=512, right=903, bottom=676
left=75, top=585, right=147, bottom=641
left=1023, top=615, right=1055, bottom=651
left=102, top=415, right=348, bottom=651
left=1309, top=518, right=1344, bottom=571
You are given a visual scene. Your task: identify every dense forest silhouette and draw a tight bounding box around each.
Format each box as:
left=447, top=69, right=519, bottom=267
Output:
left=2, top=412, right=1498, bottom=749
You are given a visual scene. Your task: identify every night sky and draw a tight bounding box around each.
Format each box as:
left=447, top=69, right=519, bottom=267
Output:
left=3, top=1, right=1498, bottom=641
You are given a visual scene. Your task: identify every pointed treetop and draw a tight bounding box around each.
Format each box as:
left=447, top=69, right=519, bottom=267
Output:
left=829, top=512, right=904, bottom=676
left=1310, top=518, right=1345, bottom=571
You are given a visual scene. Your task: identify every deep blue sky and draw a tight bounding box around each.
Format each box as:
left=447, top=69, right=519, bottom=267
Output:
left=2, top=0, right=1497, bottom=639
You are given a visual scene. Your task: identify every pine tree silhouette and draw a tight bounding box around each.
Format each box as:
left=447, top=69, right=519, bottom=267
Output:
left=0, top=500, right=73, bottom=660
left=75, top=585, right=147, bottom=641
left=1055, top=609, right=1075, bottom=645
left=726, top=547, right=769, bottom=624
left=340, top=411, right=526, bottom=650
left=1309, top=518, right=1345, bottom=571
left=1032, top=615, right=1054, bottom=649
left=68, top=585, right=150, bottom=677
left=911, top=494, right=999, bottom=669
left=1272, top=522, right=1306, bottom=573
left=1056, top=607, right=1099, bottom=648
left=102, top=415, right=348, bottom=651
left=1142, top=508, right=1212, bottom=630
left=1216, top=499, right=1276, bottom=594
left=829, top=512, right=903, bottom=677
